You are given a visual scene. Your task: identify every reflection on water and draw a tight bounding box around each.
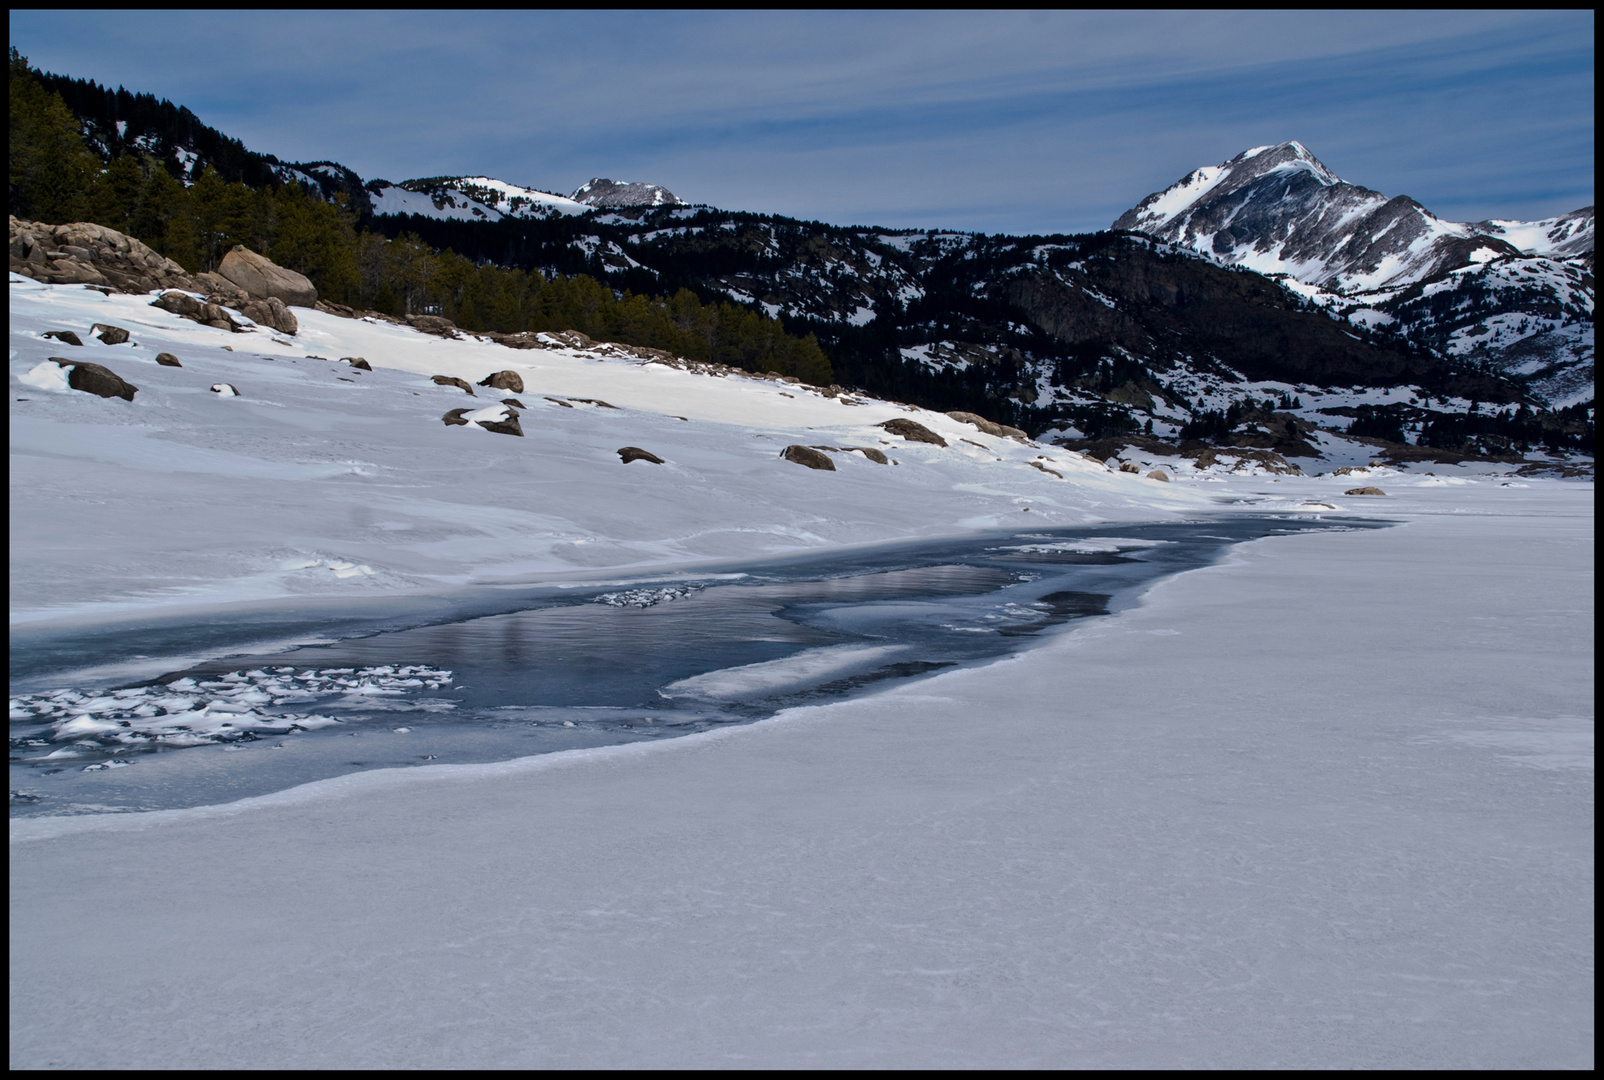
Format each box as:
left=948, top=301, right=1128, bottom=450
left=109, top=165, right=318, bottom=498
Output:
left=10, top=518, right=1379, bottom=815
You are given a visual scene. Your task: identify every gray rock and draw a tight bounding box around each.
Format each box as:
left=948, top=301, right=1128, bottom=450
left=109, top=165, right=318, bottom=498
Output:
left=878, top=418, right=947, bottom=446
left=89, top=323, right=130, bottom=345
left=852, top=447, right=889, bottom=464
left=442, top=408, right=473, bottom=426
left=1344, top=486, right=1386, bottom=495
left=216, top=245, right=317, bottom=307
left=1147, top=469, right=1171, bottom=481
left=343, top=357, right=371, bottom=371
left=154, top=352, right=182, bottom=367
left=476, top=410, right=524, bottom=437
left=618, top=446, right=664, bottom=464
left=41, top=330, right=82, bottom=346
left=501, top=398, right=526, bottom=409
left=478, top=370, right=525, bottom=393
left=50, top=359, right=136, bottom=401
left=781, top=445, right=835, bottom=470
left=240, top=296, right=298, bottom=335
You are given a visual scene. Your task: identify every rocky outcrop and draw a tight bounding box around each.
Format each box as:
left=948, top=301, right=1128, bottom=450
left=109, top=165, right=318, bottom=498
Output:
left=1344, top=486, right=1386, bottom=495
left=50, top=359, right=137, bottom=401
left=878, top=418, right=947, bottom=446
left=781, top=445, right=835, bottom=470
left=152, top=290, right=244, bottom=332
left=431, top=375, right=476, bottom=395
left=947, top=411, right=1027, bottom=440
left=617, top=446, right=664, bottom=464
left=571, top=178, right=683, bottom=208
left=10, top=217, right=200, bottom=293
left=216, top=245, right=317, bottom=307
left=478, top=370, right=524, bottom=393
left=407, top=314, right=457, bottom=338
left=1189, top=447, right=1303, bottom=475
left=155, top=352, right=182, bottom=367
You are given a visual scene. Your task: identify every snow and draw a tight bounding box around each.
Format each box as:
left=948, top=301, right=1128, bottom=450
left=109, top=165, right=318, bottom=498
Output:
left=8, top=273, right=1595, bottom=1068
left=9, top=480, right=1592, bottom=1069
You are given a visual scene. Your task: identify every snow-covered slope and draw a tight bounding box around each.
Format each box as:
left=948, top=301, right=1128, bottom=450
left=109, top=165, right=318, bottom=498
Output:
left=1116, top=143, right=1595, bottom=405
left=366, top=176, right=591, bottom=221
left=8, top=274, right=1203, bottom=630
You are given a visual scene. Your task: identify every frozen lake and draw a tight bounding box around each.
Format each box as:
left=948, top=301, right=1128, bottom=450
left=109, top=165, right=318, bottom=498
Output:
left=10, top=517, right=1379, bottom=816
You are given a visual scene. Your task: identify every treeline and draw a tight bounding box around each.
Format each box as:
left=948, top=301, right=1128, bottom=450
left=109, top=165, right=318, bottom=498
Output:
left=8, top=50, right=832, bottom=386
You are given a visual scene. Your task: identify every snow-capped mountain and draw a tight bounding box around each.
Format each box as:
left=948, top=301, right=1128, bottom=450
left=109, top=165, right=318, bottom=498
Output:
left=1116, top=142, right=1594, bottom=406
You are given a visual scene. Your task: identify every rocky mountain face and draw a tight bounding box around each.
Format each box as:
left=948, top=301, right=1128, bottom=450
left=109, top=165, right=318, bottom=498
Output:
left=571, top=178, right=684, bottom=208
left=1114, top=142, right=1594, bottom=407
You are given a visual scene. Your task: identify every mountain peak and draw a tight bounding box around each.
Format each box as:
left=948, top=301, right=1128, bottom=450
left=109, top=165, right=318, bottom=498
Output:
left=571, top=178, right=684, bottom=209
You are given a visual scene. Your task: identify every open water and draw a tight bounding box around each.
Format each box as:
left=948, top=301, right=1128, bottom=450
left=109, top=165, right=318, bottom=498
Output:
left=10, top=517, right=1380, bottom=816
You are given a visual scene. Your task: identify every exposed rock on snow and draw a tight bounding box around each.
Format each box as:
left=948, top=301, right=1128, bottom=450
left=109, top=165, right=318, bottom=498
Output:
left=41, top=330, right=82, bottom=346
left=154, top=352, right=182, bottom=367
left=617, top=446, right=665, bottom=464
left=216, top=245, right=317, bottom=307
left=89, top=322, right=130, bottom=345
left=478, top=370, right=524, bottom=393
left=851, top=447, right=889, bottom=464
left=431, top=375, right=476, bottom=395
left=50, top=358, right=137, bottom=401
left=1189, top=447, right=1302, bottom=475
left=501, top=397, right=525, bottom=409
left=444, top=405, right=522, bottom=436
left=1344, top=486, right=1386, bottom=495
left=151, top=290, right=247, bottom=333
left=407, top=314, right=457, bottom=338
left=781, top=445, right=835, bottom=470
left=878, top=418, right=947, bottom=446
left=10, top=216, right=202, bottom=293
left=1147, top=470, right=1170, bottom=482
left=210, top=383, right=239, bottom=397
left=343, top=357, right=371, bottom=370
left=947, top=410, right=1027, bottom=440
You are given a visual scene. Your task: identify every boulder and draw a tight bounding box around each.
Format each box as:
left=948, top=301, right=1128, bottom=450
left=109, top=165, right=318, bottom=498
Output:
left=239, top=296, right=298, bottom=335
left=89, top=323, right=129, bottom=345
left=501, top=398, right=526, bottom=409
left=617, top=446, right=664, bottom=464
left=41, top=330, right=83, bottom=346
left=878, top=418, right=947, bottom=446
left=154, top=352, right=182, bottom=367
left=342, top=357, right=371, bottom=371
left=216, top=245, right=317, bottom=307
left=852, top=447, right=889, bottom=464
left=407, top=314, right=457, bottom=337
left=1344, top=486, right=1386, bottom=495
left=1147, top=470, right=1171, bottom=482
left=478, top=370, right=525, bottom=393
left=50, top=359, right=136, bottom=401
left=152, top=290, right=204, bottom=318
left=1119, top=461, right=1141, bottom=474
left=947, top=410, right=1028, bottom=440
left=781, top=445, right=835, bottom=470
left=431, top=375, right=476, bottom=395
left=210, top=383, right=239, bottom=397
left=443, top=406, right=522, bottom=436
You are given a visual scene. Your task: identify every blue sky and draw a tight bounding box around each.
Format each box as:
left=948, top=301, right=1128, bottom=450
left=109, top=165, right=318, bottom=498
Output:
left=9, top=11, right=1594, bottom=234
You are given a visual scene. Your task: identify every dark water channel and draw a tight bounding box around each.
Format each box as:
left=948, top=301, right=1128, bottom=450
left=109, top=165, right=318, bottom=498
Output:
left=10, top=517, right=1378, bottom=816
